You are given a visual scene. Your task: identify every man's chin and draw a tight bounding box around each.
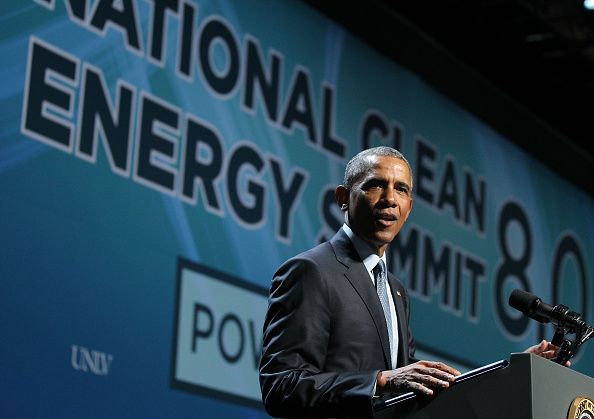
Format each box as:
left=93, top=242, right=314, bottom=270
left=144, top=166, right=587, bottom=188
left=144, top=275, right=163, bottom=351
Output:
left=366, top=232, right=397, bottom=251
left=375, top=227, right=398, bottom=240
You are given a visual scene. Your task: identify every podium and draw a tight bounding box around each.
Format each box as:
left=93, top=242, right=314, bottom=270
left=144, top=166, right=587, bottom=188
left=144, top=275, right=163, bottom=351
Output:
left=375, top=353, right=594, bottom=419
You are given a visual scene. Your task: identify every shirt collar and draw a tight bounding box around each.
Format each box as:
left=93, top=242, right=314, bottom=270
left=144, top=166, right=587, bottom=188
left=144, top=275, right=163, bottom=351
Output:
left=342, top=224, right=386, bottom=275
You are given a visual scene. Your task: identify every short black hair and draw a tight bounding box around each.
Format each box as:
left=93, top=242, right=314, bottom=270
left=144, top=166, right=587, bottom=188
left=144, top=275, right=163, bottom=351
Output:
left=343, top=146, right=412, bottom=190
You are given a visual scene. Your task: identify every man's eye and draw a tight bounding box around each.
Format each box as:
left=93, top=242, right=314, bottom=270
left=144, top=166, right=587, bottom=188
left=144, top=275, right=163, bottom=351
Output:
left=396, top=186, right=410, bottom=196
left=365, top=182, right=383, bottom=190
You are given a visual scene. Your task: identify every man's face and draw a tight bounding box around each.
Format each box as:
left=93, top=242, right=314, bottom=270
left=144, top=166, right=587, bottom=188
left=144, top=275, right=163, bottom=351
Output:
left=339, top=155, right=413, bottom=255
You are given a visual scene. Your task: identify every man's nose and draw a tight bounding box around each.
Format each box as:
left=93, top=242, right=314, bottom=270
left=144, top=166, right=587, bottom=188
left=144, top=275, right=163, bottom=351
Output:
left=383, top=187, right=398, bottom=206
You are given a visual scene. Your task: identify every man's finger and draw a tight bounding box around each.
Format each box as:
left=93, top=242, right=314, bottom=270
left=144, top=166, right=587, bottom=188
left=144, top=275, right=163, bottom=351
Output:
left=426, top=368, right=456, bottom=382
left=419, top=374, right=451, bottom=388
left=406, top=380, right=434, bottom=396
left=423, top=361, right=461, bottom=376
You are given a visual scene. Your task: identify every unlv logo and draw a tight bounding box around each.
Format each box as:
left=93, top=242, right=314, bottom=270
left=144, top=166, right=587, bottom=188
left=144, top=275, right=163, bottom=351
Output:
left=71, top=345, right=114, bottom=376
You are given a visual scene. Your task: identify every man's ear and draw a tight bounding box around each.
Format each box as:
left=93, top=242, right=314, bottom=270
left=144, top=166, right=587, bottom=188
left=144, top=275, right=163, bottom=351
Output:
left=403, top=197, right=413, bottom=221
left=335, top=185, right=348, bottom=211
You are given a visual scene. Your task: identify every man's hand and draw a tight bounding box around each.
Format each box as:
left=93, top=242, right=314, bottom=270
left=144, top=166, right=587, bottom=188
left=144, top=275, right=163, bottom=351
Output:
left=376, top=361, right=461, bottom=396
left=524, top=339, right=571, bottom=366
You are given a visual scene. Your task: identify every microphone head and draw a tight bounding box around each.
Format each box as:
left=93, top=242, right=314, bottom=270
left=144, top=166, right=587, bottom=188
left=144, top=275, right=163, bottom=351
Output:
left=508, top=289, right=538, bottom=314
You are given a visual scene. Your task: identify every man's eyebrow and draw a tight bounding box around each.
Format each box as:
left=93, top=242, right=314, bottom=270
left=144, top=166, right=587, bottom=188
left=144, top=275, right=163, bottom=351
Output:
left=362, top=177, right=385, bottom=185
left=396, top=181, right=411, bottom=191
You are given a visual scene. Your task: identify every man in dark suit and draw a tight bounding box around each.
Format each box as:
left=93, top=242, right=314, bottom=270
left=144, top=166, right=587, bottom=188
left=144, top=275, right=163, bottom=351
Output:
left=259, top=147, right=561, bottom=418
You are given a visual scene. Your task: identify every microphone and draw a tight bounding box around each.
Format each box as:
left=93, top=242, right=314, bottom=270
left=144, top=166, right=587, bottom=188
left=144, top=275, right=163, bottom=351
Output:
left=508, top=289, right=587, bottom=333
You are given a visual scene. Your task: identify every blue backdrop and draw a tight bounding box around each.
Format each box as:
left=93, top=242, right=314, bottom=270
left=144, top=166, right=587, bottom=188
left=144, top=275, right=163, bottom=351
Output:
left=1, top=0, right=592, bottom=417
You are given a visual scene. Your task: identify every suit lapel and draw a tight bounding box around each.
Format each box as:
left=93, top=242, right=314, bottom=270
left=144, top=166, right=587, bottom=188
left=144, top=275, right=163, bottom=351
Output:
left=330, top=230, right=392, bottom=369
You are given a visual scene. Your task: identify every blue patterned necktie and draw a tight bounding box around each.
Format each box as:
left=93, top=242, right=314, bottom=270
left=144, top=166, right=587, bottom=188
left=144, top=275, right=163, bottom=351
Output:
left=374, top=259, right=393, bottom=357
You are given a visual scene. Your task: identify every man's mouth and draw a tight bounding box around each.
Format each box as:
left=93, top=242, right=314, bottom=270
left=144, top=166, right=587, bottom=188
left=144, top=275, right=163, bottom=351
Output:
left=375, top=212, right=397, bottom=225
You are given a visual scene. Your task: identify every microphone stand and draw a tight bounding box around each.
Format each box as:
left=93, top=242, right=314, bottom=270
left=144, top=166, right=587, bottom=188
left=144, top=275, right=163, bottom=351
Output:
left=551, top=322, right=594, bottom=365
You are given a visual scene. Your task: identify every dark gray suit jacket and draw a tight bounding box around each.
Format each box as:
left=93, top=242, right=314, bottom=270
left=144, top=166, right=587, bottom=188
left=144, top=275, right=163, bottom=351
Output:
left=259, top=229, right=416, bottom=418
